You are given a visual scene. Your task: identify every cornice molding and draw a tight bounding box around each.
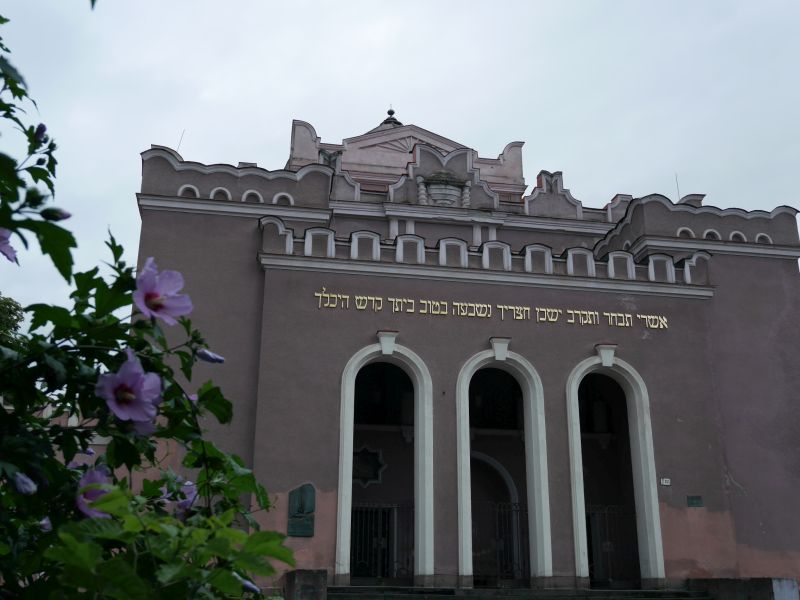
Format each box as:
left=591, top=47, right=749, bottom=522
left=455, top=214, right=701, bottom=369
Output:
left=258, top=254, right=714, bottom=299
left=137, top=195, right=331, bottom=223
left=329, top=201, right=614, bottom=235
left=628, top=236, right=800, bottom=261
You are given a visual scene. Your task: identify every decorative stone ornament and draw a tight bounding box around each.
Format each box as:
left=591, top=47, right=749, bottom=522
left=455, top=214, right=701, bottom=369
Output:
left=352, top=446, right=386, bottom=487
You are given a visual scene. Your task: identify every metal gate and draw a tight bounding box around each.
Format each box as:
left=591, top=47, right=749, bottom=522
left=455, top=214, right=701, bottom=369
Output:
left=472, top=501, right=530, bottom=587
left=350, top=503, right=414, bottom=583
left=585, top=504, right=640, bottom=587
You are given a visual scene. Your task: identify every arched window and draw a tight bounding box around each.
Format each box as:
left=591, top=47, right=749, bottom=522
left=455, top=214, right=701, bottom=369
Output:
left=676, top=227, right=695, bottom=239
left=438, top=238, right=468, bottom=268
left=729, top=231, right=746, bottom=243
left=703, top=229, right=721, bottom=241
left=210, top=187, right=232, bottom=201
left=523, top=244, right=553, bottom=275
left=481, top=241, right=512, bottom=271
left=177, top=184, right=199, bottom=199
left=350, top=231, right=381, bottom=261
left=755, top=233, right=773, bottom=245
left=242, top=189, right=263, bottom=203
left=272, top=192, right=294, bottom=206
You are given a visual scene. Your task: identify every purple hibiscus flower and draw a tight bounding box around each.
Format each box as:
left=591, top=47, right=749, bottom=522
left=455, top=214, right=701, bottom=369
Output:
left=175, top=480, right=198, bottom=520
left=133, top=257, right=192, bottom=325
left=95, top=348, right=161, bottom=422
left=0, top=228, right=17, bottom=263
left=76, top=467, right=111, bottom=519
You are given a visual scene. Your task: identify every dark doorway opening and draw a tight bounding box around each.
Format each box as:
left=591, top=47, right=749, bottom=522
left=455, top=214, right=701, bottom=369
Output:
left=579, top=373, right=641, bottom=588
left=350, top=362, right=414, bottom=585
left=469, top=368, right=530, bottom=588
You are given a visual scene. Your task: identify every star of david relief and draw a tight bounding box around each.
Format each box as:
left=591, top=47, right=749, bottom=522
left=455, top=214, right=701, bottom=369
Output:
left=352, top=446, right=387, bottom=487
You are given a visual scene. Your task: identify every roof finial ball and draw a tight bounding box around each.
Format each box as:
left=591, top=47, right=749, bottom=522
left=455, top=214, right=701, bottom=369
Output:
left=381, top=107, right=403, bottom=127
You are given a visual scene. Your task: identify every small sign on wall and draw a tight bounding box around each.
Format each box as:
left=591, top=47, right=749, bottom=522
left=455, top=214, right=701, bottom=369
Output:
left=659, top=477, right=671, bottom=486
left=687, top=495, right=704, bottom=508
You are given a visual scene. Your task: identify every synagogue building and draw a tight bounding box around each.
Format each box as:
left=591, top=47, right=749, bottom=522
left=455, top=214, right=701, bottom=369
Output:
left=136, top=112, right=800, bottom=594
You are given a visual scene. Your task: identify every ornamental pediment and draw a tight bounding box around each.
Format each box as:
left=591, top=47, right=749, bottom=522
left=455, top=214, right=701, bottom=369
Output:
left=387, top=145, right=499, bottom=210
left=344, top=125, right=464, bottom=157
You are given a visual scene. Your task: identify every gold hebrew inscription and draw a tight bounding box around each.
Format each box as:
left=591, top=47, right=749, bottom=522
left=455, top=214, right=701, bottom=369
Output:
left=312, top=287, right=670, bottom=330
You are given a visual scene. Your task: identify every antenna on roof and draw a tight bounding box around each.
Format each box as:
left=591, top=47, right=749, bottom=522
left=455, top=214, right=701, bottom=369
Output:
left=177, top=129, right=186, bottom=153
left=674, top=172, right=681, bottom=202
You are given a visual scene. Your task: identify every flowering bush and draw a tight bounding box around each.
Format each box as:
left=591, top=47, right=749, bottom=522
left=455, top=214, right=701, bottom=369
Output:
left=0, top=14, right=292, bottom=598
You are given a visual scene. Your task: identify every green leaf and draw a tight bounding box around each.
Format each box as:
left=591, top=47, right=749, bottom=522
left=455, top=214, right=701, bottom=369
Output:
left=27, top=303, right=75, bottom=330
left=216, top=526, right=248, bottom=546
left=156, top=562, right=192, bottom=585
left=200, top=385, right=232, bottom=424
left=75, top=518, right=127, bottom=540
left=243, top=531, right=295, bottom=566
left=234, top=552, right=275, bottom=577
left=96, top=556, right=150, bottom=600
left=122, top=514, right=143, bottom=533
left=18, top=220, right=76, bottom=281
left=0, top=55, right=26, bottom=87
left=106, top=436, right=141, bottom=470
left=45, top=531, right=102, bottom=573
left=207, top=568, right=243, bottom=596
left=88, top=487, right=131, bottom=517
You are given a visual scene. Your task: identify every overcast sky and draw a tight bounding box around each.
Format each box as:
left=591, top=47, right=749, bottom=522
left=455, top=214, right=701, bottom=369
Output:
left=1, top=0, right=799, bottom=310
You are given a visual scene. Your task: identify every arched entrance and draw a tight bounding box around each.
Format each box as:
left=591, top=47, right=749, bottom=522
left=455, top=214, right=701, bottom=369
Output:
left=456, top=342, right=552, bottom=585
left=350, top=363, right=415, bottom=584
left=579, top=373, right=640, bottom=587
left=566, top=348, right=665, bottom=586
left=336, top=336, right=434, bottom=585
left=469, top=369, right=530, bottom=587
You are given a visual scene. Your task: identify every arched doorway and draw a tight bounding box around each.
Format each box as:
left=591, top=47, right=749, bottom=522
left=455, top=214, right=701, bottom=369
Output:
left=456, top=344, right=552, bottom=585
left=469, top=368, right=530, bottom=587
left=579, top=373, right=640, bottom=587
left=350, top=362, right=414, bottom=584
left=566, top=350, right=665, bottom=586
left=336, top=337, right=434, bottom=585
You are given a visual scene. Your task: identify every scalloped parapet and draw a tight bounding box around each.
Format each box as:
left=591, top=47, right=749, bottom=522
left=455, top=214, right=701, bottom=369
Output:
left=141, top=146, right=334, bottom=209
left=596, top=194, right=799, bottom=259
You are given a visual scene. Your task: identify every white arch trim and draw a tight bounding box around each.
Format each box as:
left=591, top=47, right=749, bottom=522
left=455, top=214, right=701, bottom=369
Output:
left=755, top=232, right=773, bottom=244
left=209, top=186, right=232, bottom=201
left=456, top=344, right=552, bottom=579
left=702, top=228, right=721, bottom=241
left=336, top=336, right=434, bottom=580
left=177, top=184, right=199, bottom=198
left=565, top=348, right=665, bottom=581
left=242, top=189, right=264, bottom=203
left=729, top=230, right=747, bottom=243
left=272, top=192, right=295, bottom=206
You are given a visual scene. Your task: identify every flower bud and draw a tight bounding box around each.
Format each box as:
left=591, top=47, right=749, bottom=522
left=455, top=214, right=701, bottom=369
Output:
left=13, top=472, right=38, bottom=495
left=34, top=123, right=47, bottom=143
left=197, top=348, right=225, bottom=364
left=40, top=207, right=71, bottom=221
